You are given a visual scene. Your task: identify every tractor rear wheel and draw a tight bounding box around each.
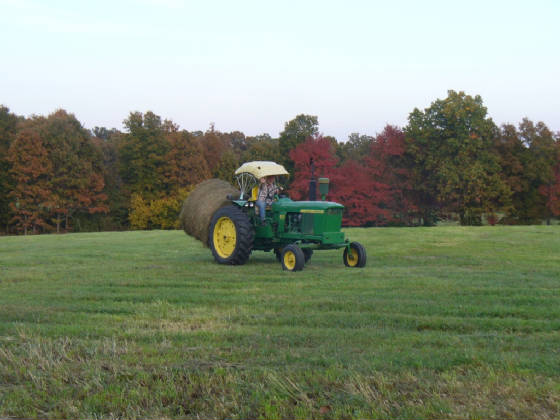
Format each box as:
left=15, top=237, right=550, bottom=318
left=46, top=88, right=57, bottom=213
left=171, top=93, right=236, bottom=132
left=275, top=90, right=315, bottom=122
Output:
left=343, top=242, right=367, bottom=268
left=209, top=205, right=254, bottom=265
left=281, top=244, right=305, bottom=271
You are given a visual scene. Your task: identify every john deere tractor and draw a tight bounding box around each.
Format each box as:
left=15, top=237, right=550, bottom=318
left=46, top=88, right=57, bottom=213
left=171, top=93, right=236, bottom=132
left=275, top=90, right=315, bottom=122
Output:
left=208, top=161, right=366, bottom=271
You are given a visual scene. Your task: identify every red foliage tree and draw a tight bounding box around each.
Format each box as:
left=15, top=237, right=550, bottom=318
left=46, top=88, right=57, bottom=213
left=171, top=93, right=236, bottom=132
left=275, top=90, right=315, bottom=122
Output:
left=288, top=136, right=339, bottom=201
left=289, top=128, right=415, bottom=227
left=288, top=136, right=384, bottom=226
left=366, top=125, right=416, bottom=225
left=334, top=159, right=392, bottom=226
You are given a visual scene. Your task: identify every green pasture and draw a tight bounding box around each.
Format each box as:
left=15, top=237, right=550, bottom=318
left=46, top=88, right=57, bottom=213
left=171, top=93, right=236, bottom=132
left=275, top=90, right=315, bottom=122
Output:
left=0, top=226, right=559, bottom=419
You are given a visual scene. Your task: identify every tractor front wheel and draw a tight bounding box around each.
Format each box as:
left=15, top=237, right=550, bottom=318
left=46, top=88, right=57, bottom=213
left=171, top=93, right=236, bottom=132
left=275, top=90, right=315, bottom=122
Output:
left=209, top=205, right=254, bottom=265
left=281, top=244, right=305, bottom=271
left=343, top=242, right=367, bottom=268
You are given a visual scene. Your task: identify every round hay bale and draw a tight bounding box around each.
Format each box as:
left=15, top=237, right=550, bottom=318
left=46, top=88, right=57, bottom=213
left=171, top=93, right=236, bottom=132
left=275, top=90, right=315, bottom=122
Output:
left=179, top=179, right=239, bottom=247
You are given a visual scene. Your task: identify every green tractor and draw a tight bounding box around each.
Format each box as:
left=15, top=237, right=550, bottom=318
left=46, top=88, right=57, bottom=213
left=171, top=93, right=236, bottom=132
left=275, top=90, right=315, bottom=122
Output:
left=209, top=161, right=366, bottom=271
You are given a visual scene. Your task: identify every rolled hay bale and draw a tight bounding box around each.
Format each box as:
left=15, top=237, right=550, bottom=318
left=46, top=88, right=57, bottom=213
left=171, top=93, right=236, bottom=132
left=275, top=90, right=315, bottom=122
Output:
left=179, top=179, right=239, bottom=247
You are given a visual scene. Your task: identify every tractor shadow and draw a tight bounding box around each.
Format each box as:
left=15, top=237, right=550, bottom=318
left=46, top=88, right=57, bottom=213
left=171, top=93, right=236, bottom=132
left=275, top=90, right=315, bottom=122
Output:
left=246, top=249, right=343, bottom=270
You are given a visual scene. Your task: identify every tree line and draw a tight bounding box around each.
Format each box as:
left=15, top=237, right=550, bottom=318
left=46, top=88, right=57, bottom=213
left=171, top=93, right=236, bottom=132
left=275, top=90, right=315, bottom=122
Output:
left=1, top=90, right=558, bottom=234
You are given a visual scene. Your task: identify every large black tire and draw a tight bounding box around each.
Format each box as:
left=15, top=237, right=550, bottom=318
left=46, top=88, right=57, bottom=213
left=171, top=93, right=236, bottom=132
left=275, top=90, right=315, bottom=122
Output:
left=208, top=205, right=254, bottom=265
left=343, top=241, right=367, bottom=268
left=302, top=248, right=313, bottom=263
left=281, top=244, right=305, bottom=272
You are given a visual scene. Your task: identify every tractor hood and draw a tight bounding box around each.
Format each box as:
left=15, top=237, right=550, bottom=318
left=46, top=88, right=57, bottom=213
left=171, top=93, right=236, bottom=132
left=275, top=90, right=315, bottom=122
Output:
left=272, top=198, right=344, bottom=212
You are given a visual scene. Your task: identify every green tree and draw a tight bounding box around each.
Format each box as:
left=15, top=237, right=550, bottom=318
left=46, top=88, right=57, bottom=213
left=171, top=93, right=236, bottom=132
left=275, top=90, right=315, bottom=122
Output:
left=492, top=121, right=556, bottom=224
left=213, top=150, right=239, bottom=183
left=279, top=114, right=319, bottom=172
left=119, top=111, right=170, bottom=198
left=91, top=129, right=128, bottom=230
left=227, top=130, right=247, bottom=158
left=495, top=120, right=559, bottom=225
left=0, top=106, right=18, bottom=232
left=338, top=133, right=374, bottom=163
left=242, top=134, right=281, bottom=163
left=91, top=126, right=118, bottom=140
left=520, top=119, right=558, bottom=224
left=405, top=90, right=511, bottom=225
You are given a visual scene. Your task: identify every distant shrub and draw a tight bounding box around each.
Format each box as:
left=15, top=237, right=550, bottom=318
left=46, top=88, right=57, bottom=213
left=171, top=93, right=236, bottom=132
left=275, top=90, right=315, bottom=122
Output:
left=129, top=187, right=191, bottom=230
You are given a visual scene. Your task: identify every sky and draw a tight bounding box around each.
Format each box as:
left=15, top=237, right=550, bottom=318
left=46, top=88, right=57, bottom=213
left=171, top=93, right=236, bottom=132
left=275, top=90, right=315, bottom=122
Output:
left=1, top=0, right=559, bottom=141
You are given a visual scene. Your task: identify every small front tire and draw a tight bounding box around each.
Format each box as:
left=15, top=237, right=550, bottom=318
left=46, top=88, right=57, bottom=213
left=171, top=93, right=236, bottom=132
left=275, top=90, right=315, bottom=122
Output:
left=281, top=244, right=305, bottom=271
left=343, top=242, right=366, bottom=268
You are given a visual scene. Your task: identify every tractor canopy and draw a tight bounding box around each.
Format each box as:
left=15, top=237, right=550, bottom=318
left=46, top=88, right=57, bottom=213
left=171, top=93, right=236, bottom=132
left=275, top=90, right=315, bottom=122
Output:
left=234, top=161, right=289, bottom=179
left=234, top=161, right=289, bottom=200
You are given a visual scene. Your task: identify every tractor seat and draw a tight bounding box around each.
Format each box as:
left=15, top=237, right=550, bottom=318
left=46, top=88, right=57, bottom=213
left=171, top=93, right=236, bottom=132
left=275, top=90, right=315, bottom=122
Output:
left=248, top=186, right=259, bottom=201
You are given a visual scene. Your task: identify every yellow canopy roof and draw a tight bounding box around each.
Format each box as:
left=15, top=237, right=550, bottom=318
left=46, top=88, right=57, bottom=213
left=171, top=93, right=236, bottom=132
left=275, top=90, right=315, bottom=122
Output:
left=234, top=161, right=289, bottom=179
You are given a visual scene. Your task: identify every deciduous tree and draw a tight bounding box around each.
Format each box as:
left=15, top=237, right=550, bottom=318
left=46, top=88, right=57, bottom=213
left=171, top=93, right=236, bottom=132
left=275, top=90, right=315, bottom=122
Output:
left=279, top=114, right=319, bottom=173
left=8, top=127, right=52, bottom=234
left=338, top=133, right=374, bottom=164
left=40, top=110, right=108, bottom=232
left=367, top=125, right=416, bottom=225
left=520, top=119, right=559, bottom=224
left=406, top=90, right=511, bottom=225
left=163, top=130, right=210, bottom=190
left=0, top=106, right=18, bottom=232
left=288, top=135, right=339, bottom=201
left=120, top=111, right=170, bottom=198
left=91, top=129, right=128, bottom=230
left=242, top=134, right=281, bottom=163
left=199, top=129, right=229, bottom=176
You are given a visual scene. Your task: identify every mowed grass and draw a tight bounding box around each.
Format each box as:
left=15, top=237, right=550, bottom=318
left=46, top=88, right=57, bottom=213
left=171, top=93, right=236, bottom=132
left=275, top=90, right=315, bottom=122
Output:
left=0, top=226, right=559, bottom=419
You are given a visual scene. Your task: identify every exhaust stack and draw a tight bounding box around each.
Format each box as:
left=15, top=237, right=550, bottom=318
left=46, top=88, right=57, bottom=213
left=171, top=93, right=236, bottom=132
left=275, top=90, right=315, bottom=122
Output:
left=318, top=178, right=329, bottom=201
left=309, top=158, right=316, bottom=201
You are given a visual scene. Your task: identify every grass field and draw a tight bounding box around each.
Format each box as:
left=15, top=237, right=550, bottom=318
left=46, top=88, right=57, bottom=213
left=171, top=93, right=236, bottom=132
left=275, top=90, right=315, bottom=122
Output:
left=1, top=226, right=559, bottom=419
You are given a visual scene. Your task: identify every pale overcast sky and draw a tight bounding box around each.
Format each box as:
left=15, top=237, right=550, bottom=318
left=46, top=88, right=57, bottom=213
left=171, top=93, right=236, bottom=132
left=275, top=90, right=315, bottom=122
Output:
left=1, top=0, right=559, bottom=140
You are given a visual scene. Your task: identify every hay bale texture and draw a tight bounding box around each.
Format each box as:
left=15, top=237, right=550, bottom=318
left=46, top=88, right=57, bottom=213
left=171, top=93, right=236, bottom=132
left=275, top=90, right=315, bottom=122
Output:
left=179, top=179, right=239, bottom=247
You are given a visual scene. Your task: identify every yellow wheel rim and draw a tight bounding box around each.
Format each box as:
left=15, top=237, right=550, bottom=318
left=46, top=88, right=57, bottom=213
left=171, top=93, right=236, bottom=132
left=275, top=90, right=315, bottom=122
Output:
left=283, top=250, right=296, bottom=270
left=346, top=247, right=358, bottom=267
left=213, top=217, right=236, bottom=258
